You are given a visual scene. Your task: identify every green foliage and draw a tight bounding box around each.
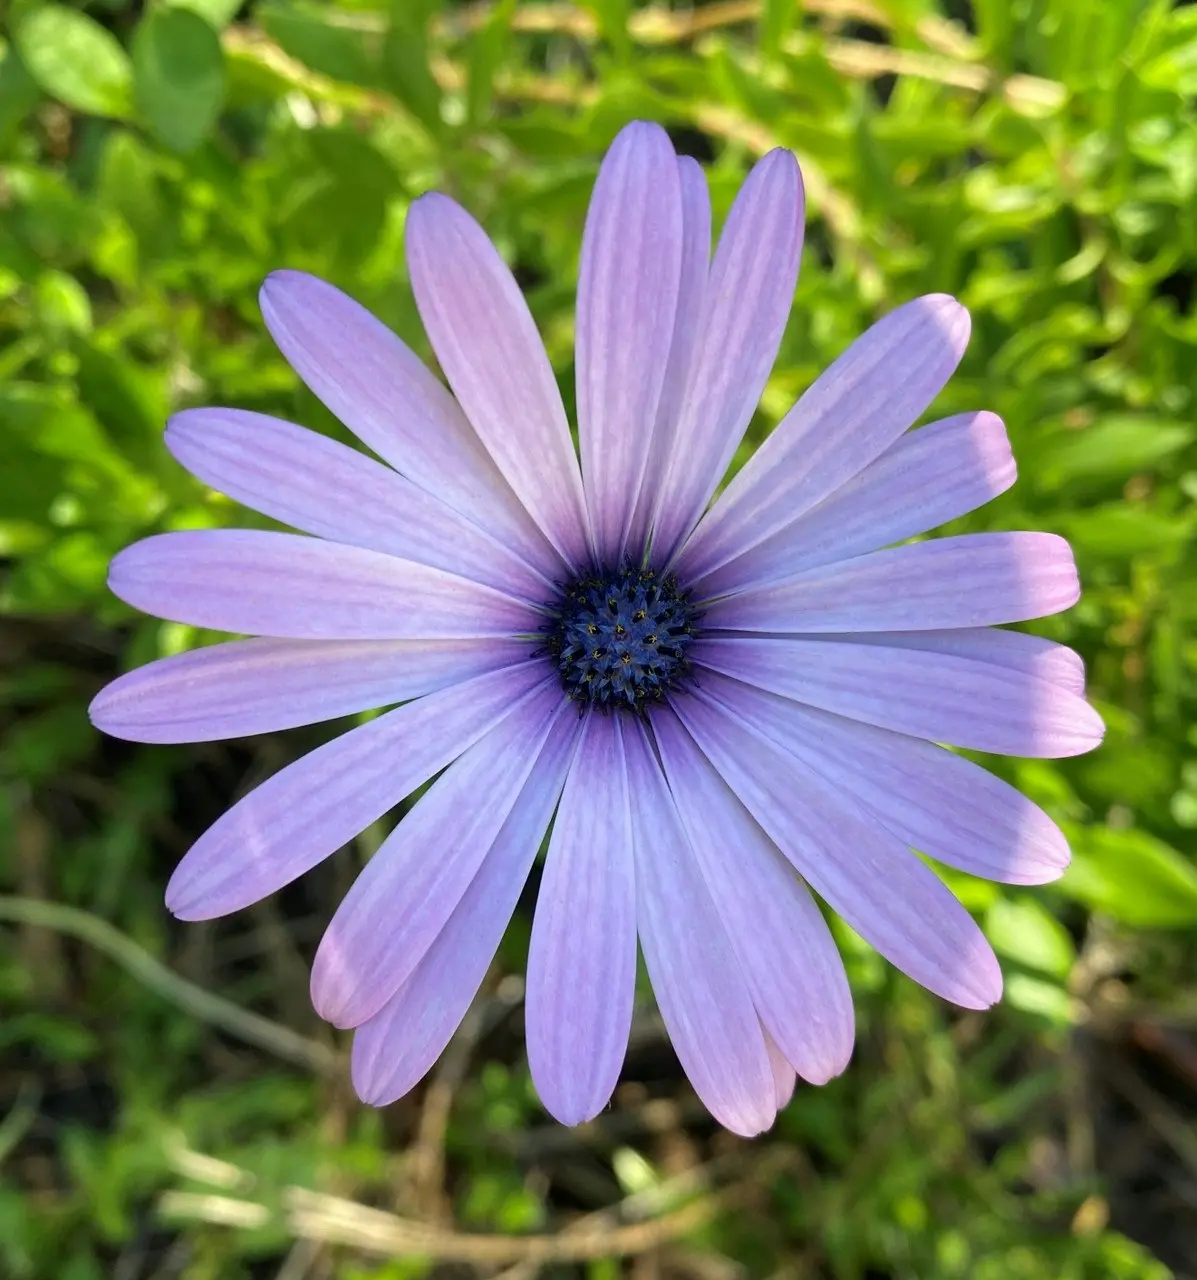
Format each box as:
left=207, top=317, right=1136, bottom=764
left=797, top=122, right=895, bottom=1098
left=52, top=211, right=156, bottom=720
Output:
left=132, top=9, right=227, bottom=155
left=13, top=5, right=135, bottom=119
left=2, top=0, right=1195, bottom=1277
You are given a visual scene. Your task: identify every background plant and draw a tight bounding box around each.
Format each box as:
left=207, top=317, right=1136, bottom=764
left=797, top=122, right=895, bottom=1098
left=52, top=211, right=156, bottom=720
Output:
left=1, top=0, right=1195, bottom=1276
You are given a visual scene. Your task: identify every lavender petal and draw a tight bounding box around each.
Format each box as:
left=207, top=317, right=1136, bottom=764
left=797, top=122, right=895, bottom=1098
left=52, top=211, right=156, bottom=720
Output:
left=628, top=156, right=711, bottom=554
left=577, top=121, right=683, bottom=563
left=89, top=636, right=532, bottom=743
left=623, top=720, right=777, bottom=1136
left=526, top=715, right=637, bottom=1124
left=703, top=532, right=1080, bottom=633
left=651, top=707, right=854, bottom=1084
left=166, top=408, right=554, bottom=599
left=351, top=710, right=580, bottom=1106
left=311, top=681, right=565, bottom=1028
left=165, top=662, right=548, bottom=919
left=649, top=149, right=803, bottom=560
left=673, top=688, right=1003, bottom=1010
left=691, top=411, right=1014, bottom=598
left=680, top=295, right=971, bottom=581
left=406, top=193, right=591, bottom=567
left=258, top=270, right=558, bottom=577
left=109, top=530, right=539, bottom=639
left=696, top=635, right=1103, bottom=757
left=687, top=672, right=1072, bottom=885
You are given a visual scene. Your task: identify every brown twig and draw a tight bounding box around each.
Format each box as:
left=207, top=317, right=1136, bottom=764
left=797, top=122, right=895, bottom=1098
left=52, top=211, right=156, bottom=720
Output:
left=0, top=896, right=339, bottom=1077
left=438, top=0, right=930, bottom=45
left=1098, top=1051, right=1197, bottom=1180
left=402, top=980, right=522, bottom=1220
left=162, top=1142, right=794, bottom=1266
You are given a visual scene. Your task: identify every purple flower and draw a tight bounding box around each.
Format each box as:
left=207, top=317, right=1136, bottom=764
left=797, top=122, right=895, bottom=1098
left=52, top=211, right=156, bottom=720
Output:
left=90, top=121, right=1103, bottom=1136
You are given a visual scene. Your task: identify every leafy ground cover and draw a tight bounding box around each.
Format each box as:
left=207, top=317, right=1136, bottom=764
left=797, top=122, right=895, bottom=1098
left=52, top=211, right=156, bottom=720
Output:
left=1, top=1, right=1195, bottom=1276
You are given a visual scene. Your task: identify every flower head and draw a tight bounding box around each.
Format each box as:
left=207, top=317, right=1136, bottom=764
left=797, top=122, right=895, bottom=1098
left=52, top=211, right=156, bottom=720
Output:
left=91, top=121, right=1103, bottom=1136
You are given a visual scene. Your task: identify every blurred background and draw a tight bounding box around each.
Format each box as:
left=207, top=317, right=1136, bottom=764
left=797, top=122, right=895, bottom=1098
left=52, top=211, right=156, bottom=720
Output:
left=1, top=0, right=1195, bottom=1276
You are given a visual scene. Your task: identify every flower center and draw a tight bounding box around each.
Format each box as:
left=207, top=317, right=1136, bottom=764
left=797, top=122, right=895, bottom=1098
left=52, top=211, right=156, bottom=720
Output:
left=543, top=566, right=699, bottom=713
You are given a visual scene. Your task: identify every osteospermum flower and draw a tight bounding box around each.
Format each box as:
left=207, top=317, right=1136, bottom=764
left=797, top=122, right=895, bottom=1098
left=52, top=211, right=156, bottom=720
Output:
left=91, top=121, right=1103, bottom=1136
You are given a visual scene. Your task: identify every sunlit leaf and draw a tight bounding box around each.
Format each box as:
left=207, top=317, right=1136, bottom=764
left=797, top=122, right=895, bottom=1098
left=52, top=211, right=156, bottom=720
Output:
left=13, top=5, right=134, bottom=119
left=1063, top=827, right=1197, bottom=928
left=132, top=8, right=226, bottom=154
left=986, top=898, right=1076, bottom=978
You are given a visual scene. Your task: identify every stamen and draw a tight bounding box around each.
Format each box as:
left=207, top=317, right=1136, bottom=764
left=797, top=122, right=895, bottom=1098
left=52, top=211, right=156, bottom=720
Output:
left=541, top=564, right=699, bottom=713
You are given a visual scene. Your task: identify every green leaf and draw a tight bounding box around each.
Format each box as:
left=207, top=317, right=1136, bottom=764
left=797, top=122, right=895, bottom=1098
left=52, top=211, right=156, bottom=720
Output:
left=74, top=340, right=169, bottom=466
left=258, top=1, right=381, bottom=87
left=132, top=9, right=225, bottom=154
left=282, top=128, right=396, bottom=269
left=761, top=0, right=797, bottom=58
left=1138, top=7, right=1197, bottom=94
left=1037, top=415, right=1195, bottom=487
left=986, top=897, right=1076, bottom=978
left=1003, top=973, right=1075, bottom=1026
left=1062, top=826, right=1197, bottom=928
left=467, top=0, right=516, bottom=127
left=33, top=270, right=92, bottom=335
left=586, top=0, right=632, bottom=61
left=381, top=4, right=443, bottom=135
left=1058, top=503, right=1193, bottom=557
left=0, top=42, right=41, bottom=147
left=13, top=5, right=134, bottom=119
left=164, top=0, right=244, bottom=30
left=97, top=131, right=174, bottom=262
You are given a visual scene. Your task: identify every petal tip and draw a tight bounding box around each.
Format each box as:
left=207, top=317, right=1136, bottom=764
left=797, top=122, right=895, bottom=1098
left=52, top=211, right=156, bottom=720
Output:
left=761, top=146, right=804, bottom=206
left=106, top=544, right=138, bottom=596
left=164, top=878, right=211, bottom=923
left=408, top=189, right=458, bottom=227
left=720, top=1098, right=778, bottom=1138
left=959, top=952, right=1004, bottom=1011
left=1003, top=823, right=1073, bottom=885
left=162, top=409, right=204, bottom=460
left=350, top=1043, right=398, bottom=1108
left=310, top=964, right=375, bottom=1032
left=1070, top=703, right=1106, bottom=756
left=87, top=685, right=131, bottom=740
left=1018, top=859, right=1070, bottom=887
left=935, top=293, right=972, bottom=345
left=762, top=145, right=800, bottom=175
left=613, top=118, right=672, bottom=148
left=539, top=1091, right=606, bottom=1128
left=261, top=267, right=313, bottom=297
left=799, top=1054, right=849, bottom=1088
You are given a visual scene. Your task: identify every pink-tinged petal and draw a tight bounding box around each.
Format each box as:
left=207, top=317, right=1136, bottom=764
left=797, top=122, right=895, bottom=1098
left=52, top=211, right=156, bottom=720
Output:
left=628, top=157, right=711, bottom=556
left=89, top=636, right=531, bottom=744
left=672, top=688, right=1003, bottom=1010
left=109, top=531, right=538, bottom=640
left=680, top=296, right=971, bottom=581
left=651, top=708, right=853, bottom=1084
left=165, top=662, right=547, bottom=920
left=765, top=1029, right=797, bottom=1110
left=623, top=720, right=776, bottom=1137
left=703, top=533, right=1079, bottom=633
left=526, top=716, right=637, bottom=1125
left=576, top=122, right=683, bottom=562
left=312, top=681, right=565, bottom=1028
left=693, top=671, right=1070, bottom=886
left=352, top=710, right=581, bottom=1106
left=406, top=193, right=590, bottom=567
left=166, top=409, right=553, bottom=599
left=691, top=412, right=1014, bottom=598
left=814, top=628, right=1086, bottom=696
left=258, top=271, right=557, bottom=577
left=696, top=636, right=1103, bottom=758
left=649, top=150, right=804, bottom=560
